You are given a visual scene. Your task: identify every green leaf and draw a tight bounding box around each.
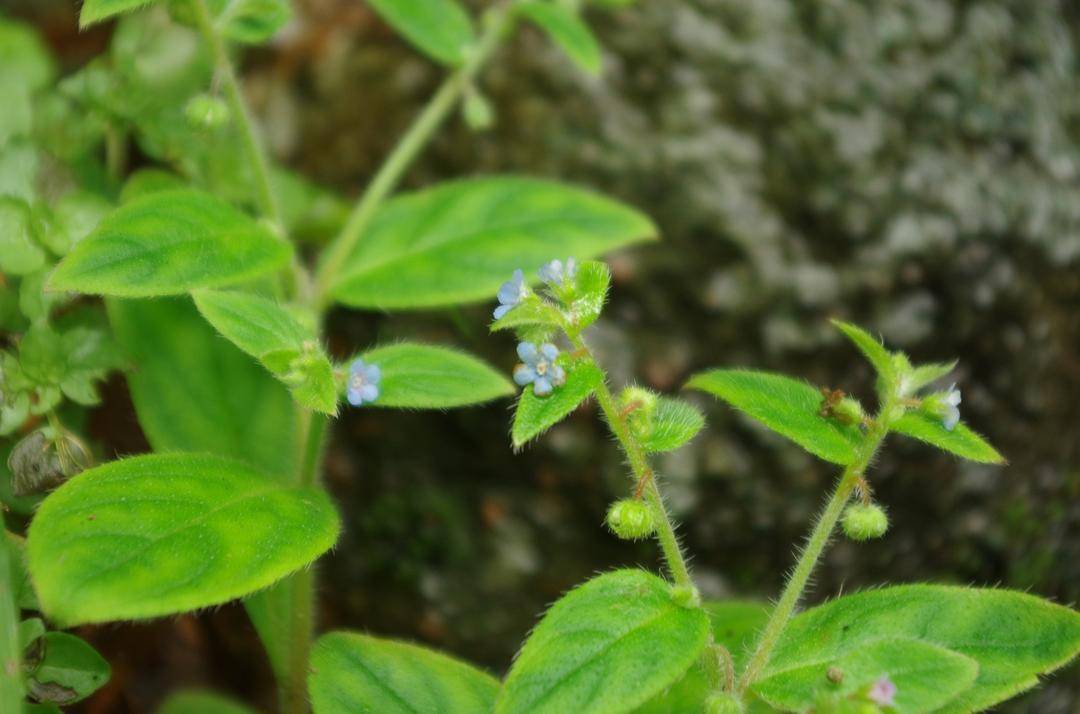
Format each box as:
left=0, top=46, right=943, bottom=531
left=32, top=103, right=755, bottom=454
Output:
left=367, top=0, right=475, bottom=66
left=36, top=190, right=112, bottom=257
left=5, top=533, right=38, bottom=609
left=192, top=290, right=338, bottom=414
left=755, top=637, right=978, bottom=713
left=518, top=2, right=602, bottom=75
left=0, top=197, right=45, bottom=275
left=158, top=689, right=257, bottom=714
left=0, top=17, right=56, bottom=92
left=49, top=190, right=292, bottom=297
left=27, top=453, right=340, bottom=626
left=216, top=0, right=292, bottom=44
left=25, top=632, right=111, bottom=705
left=309, top=632, right=499, bottom=714
left=566, top=260, right=611, bottom=332
left=830, top=320, right=895, bottom=385
left=908, top=361, right=958, bottom=392
left=641, top=398, right=705, bottom=453
left=356, top=343, right=514, bottom=409
left=891, top=412, right=1004, bottom=464
left=330, top=177, right=657, bottom=310
left=107, top=297, right=297, bottom=478
left=686, top=369, right=862, bottom=465
left=0, top=533, right=22, bottom=712
left=512, top=359, right=603, bottom=448
left=80, top=0, right=160, bottom=28
left=763, top=585, right=1080, bottom=713
left=496, top=569, right=710, bottom=714
left=0, top=142, right=38, bottom=203
left=119, top=169, right=188, bottom=204
left=491, top=299, right=566, bottom=335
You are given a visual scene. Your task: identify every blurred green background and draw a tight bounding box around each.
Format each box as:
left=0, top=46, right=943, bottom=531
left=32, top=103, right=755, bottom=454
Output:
left=7, top=0, right=1079, bottom=711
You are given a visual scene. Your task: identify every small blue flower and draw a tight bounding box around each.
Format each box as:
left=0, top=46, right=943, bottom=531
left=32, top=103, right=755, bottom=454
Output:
left=513, top=341, right=566, bottom=397
left=940, top=383, right=961, bottom=431
left=538, top=257, right=577, bottom=286
left=494, top=268, right=527, bottom=320
left=347, top=358, right=381, bottom=406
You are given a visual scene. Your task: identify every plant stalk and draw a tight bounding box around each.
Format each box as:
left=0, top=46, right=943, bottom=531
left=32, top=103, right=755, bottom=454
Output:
left=736, top=403, right=896, bottom=695
left=312, top=4, right=515, bottom=308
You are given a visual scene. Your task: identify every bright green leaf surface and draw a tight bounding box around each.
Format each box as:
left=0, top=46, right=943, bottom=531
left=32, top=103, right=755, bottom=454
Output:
left=831, top=320, right=895, bottom=384
left=157, top=689, right=257, bottom=714
left=764, top=585, right=1080, bottom=713
left=687, top=369, right=862, bottom=465
left=908, top=361, right=957, bottom=392
left=80, top=0, right=160, bottom=28
left=891, top=412, right=1003, bottom=464
left=120, top=169, right=188, bottom=204
left=193, top=290, right=312, bottom=362
left=26, top=632, right=111, bottom=705
left=0, top=16, right=55, bottom=91
left=216, top=0, right=292, bottom=44
left=0, top=197, right=45, bottom=275
left=357, top=343, right=514, bottom=409
left=0, top=533, right=22, bottom=713
left=49, top=190, right=292, bottom=297
left=107, top=298, right=297, bottom=478
left=756, top=638, right=977, bottom=713
left=491, top=300, right=566, bottom=335
left=367, top=0, right=475, bottom=66
left=641, top=398, right=705, bottom=453
left=518, top=2, right=602, bottom=75
left=27, top=453, right=340, bottom=626
left=566, top=260, right=611, bottom=332
left=497, top=570, right=710, bottom=714
left=330, top=177, right=657, bottom=310
left=512, top=360, right=603, bottom=448
left=309, top=631, right=499, bottom=714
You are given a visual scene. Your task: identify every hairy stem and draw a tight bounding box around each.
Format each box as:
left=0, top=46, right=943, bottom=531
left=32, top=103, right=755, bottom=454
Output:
left=312, top=5, right=515, bottom=308
left=737, top=402, right=896, bottom=694
left=570, top=335, right=694, bottom=589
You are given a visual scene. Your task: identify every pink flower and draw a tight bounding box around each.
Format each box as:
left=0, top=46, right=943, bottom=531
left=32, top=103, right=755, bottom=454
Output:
left=868, top=675, right=897, bottom=707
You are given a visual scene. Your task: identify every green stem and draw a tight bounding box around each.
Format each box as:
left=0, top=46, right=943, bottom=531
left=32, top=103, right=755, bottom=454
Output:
left=736, top=405, right=895, bottom=695
left=312, top=5, right=516, bottom=308
left=571, top=335, right=694, bottom=589
left=192, top=0, right=282, bottom=227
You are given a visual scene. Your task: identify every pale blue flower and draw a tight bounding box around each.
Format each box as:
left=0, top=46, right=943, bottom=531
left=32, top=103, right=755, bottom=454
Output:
left=538, top=257, right=577, bottom=286
left=940, top=383, right=961, bottom=431
left=494, top=269, right=527, bottom=320
left=867, top=675, right=897, bottom=707
left=347, top=358, right=381, bottom=406
left=513, top=341, right=566, bottom=396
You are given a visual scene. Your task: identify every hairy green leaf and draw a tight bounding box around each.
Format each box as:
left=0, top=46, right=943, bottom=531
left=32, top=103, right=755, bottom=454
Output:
left=107, top=297, right=297, bottom=478
left=120, top=169, right=188, bottom=203
left=497, top=569, right=710, bottom=714
left=908, top=361, right=957, bottom=392
left=891, top=412, right=1004, bottom=464
left=764, top=585, right=1080, bottom=713
left=49, top=190, right=292, bottom=297
left=80, top=0, right=160, bottom=28
left=756, top=637, right=977, bottom=713
left=330, top=177, right=656, bottom=310
left=216, top=0, right=292, bottom=44
left=518, top=2, right=602, bottom=75
left=831, top=320, right=895, bottom=384
left=158, top=689, right=257, bottom=714
left=367, top=0, right=475, bottom=66
left=27, top=453, right=340, bottom=626
left=357, top=343, right=514, bottom=409
left=512, top=360, right=603, bottom=448
left=641, top=398, right=705, bottom=453
left=309, top=632, right=499, bottom=714
left=687, top=369, right=861, bottom=465
left=25, top=632, right=111, bottom=705
left=491, top=299, right=566, bottom=335
left=0, top=533, right=21, bottom=712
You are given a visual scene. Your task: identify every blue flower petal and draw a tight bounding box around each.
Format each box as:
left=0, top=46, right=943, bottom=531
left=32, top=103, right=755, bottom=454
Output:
left=346, top=388, right=363, bottom=406
left=493, top=304, right=512, bottom=320
left=540, top=343, right=559, bottom=361
left=365, top=364, right=381, bottom=383
left=360, top=383, right=379, bottom=403
left=514, top=365, right=536, bottom=386
left=517, top=342, right=538, bottom=363
left=942, top=405, right=960, bottom=431
left=550, top=364, right=566, bottom=385
left=533, top=377, right=552, bottom=396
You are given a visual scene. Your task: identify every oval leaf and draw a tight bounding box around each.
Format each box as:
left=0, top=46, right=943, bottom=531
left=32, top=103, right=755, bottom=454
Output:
left=309, top=632, right=498, bottom=714
left=518, top=2, right=602, bottom=75
left=357, top=343, right=514, bottom=409
left=329, top=177, right=656, bottom=310
left=686, top=369, right=861, bottom=465
left=512, top=360, right=602, bottom=448
left=755, top=637, right=978, bottom=713
left=49, top=190, right=292, bottom=297
left=763, top=585, right=1080, bottom=713
left=27, top=453, right=340, bottom=626
left=891, top=412, right=1004, bottom=464
left=368, top=0, right=475, bottom=66
left=642, top=398, right=705, bottom=453
left=25, top=632, right=111, bottom=706
left=496, top=569, right=710, bottom=714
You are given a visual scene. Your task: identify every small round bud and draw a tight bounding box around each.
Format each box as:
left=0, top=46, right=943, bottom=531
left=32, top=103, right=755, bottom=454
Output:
left=605, top=498, right=655, bottom=540
left=669, top=583, right=701, bottom=609
left=704, top=692, right=744, bottom=714
left=827, top=666, right=844, bottom=684
left=842, top=503, right=889, bottom=541
left=832, top=397, right=864, bottom=425
left=185, top=94, right=230, bottom=129
left=620, top=386, right=658, bottom=440
left=462, top=88, right=495, bottom=131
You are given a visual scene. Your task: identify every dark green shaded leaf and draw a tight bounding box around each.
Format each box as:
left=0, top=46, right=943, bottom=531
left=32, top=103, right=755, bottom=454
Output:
left=158, top=689, right=257, bottom=714
left=216, top=0, right=292, bottom=44
left=891, top=412, right=1004, bottom=464
left=27, top=453, right=340, bottom=626
left=80, top=0, right=160, bottom=28
left=0, top=197, right=45, bottom=275
left=512, top=360, right=603, bottom=447
left=25, top=632, right=111, bottom=705
left=0, top=533, right=22, bottom=712
left=518, top=2, right=602, bottom=75
left=367, top=0, right=475, bottom=66
left=687, top=369, right=861, bottom=465
left=309, top=632, right=499, bottom=714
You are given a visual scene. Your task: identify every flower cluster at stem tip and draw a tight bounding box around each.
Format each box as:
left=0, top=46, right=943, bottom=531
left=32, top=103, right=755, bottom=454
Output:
left=513, top=342, right=565, bottom=396
left=347, top=358, right=381, bottom=406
